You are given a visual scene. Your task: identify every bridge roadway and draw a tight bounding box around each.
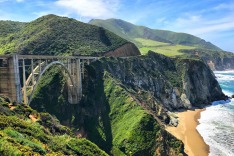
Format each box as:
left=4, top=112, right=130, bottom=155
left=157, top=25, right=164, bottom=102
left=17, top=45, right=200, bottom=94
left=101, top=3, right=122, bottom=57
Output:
left=0, top=54, right=98, bottom=105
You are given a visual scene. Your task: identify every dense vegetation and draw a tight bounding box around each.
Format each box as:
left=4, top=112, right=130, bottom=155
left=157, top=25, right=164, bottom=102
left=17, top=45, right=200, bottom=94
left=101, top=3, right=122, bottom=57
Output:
left=0, top=21, right=25, bottom=37
left=89, top=18, right=221, bottom=54
left=27, top=54, right=185, bottom=155
left=0, top=14, right=226, bottom=156
left=81, top=63, right=185, bottom=156
left=30, top=66, right=72, bottom=123
left=4, top=49, right=223, bottom=156
left=0, top=14, right=128, bottom=55
left=0, top=96, right=108, bottom=156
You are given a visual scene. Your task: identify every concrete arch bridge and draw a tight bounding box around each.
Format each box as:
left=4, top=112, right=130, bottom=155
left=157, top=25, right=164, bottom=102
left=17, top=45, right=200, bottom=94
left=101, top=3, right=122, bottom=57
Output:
left=0, top=54, right=98, bottom=105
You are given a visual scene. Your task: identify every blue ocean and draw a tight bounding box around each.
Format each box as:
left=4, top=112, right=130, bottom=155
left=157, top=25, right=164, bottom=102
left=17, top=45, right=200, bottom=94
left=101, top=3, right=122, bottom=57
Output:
left=197, top=71, right=234, bottom=156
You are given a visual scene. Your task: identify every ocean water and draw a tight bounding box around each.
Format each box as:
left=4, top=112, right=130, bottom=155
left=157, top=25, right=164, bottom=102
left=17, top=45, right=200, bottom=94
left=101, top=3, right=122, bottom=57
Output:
left=197, top=71, right=234, bottom=156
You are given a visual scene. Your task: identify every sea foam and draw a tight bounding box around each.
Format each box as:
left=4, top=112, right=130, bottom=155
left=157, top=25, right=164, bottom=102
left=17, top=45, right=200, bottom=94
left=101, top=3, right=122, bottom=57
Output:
left=197, top=71, right=234, bottom=156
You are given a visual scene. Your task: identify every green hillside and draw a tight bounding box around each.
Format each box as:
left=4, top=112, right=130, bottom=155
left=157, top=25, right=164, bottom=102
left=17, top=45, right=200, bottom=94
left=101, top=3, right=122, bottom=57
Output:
left=28, top=54, right=186, bottom=155
left=0, top=21, right=26, bottom=37
left=135, top=38, right=195, bottom=56
left=89, top=18, right=222, bottom=56
left=0, top=15, right=128, bottom=56
left=0, top=96, right=108, bottom=156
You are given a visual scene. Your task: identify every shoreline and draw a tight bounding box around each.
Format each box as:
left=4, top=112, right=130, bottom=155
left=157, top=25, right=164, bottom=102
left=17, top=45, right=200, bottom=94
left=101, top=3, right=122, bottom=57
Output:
left=166, top=109, right=209, bottom=156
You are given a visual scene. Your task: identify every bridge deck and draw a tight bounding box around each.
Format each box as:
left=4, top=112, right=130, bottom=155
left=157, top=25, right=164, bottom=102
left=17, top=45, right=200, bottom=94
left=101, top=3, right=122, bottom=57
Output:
left=0, top=55, right=98, bottom=60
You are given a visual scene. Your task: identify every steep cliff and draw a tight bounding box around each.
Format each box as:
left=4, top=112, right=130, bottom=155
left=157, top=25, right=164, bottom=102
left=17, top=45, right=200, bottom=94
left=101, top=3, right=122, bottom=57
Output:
left=29, top=51, right=226, bottom=156
left=81, top=68, right=185, bottom=156
left=94, top=51, right=225, bottom=111
left=77, top=52, right=225, bottom=155
left=104, top=42, right=140, bottom=57
left=181, top=49, right=234, bottom=70
left=181, top=58, right=226, bottom=105
left=204, top=56, right=234, bottom=70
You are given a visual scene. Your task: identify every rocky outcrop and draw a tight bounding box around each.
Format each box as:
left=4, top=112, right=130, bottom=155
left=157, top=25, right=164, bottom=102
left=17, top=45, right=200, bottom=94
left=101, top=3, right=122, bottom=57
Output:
left=104, top=42, right=140, bottom=57
left=81, top=60, right=186, bottom=156
left=94, top=51, right=226, bottom=111
left=77, top=51, right=226, bottom=155
left=27, top=50, right=226, bottom=156
left=182, top=59, right=226, bottom=105
left=181, top=49, right=234, bottom=70
left=203, top=57, right=234, bottom=70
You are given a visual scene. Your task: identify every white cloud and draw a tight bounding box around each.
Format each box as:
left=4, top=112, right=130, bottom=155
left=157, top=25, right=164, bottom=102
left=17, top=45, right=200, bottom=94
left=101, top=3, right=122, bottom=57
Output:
left=55, top=0, right=119, bottom=19
left=191, top=21, right=234, bottom=35
left=162, top=13, right=234, bottom=35
left=158, top=12, right=234, bottom=51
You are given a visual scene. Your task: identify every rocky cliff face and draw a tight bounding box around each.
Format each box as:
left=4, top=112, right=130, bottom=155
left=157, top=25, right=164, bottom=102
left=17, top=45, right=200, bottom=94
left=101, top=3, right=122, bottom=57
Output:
left=181, top=49, right=234, bottom=71
left=203, top=57, right=234, bottom=70
left=81, top=61, right=185, bottom=156
left=104, top=42, right=140, bottom=57
left=182, top=59, right=226, bottom=105
left=29, top=51, right=226, bottom=156
left=96, top=52, right=225, bottom=111
left=77, top=51, right=225, bottom=155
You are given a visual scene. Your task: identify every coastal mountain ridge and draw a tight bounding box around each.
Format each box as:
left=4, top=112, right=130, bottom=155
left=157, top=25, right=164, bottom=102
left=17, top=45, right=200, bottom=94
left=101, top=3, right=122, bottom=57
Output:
left=89, top=18, right=234, bottom=70
left=89, top=18, right=221, bottom=51
left=0, top=14, right=229, bottom=155
left=0, top=14, right=140, bottom=56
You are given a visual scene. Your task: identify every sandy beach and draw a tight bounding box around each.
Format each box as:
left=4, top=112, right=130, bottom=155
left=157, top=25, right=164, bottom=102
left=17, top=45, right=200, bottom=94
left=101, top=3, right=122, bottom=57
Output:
left=166, top=109, right=209, bottom=156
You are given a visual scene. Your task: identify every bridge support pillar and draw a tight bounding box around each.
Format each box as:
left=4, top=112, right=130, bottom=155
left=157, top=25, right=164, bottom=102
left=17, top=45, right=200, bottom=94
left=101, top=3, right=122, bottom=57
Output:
left=13, top=54, right=22, bottom=103
left=67, top=58, right=82, bottom=104
left=4, top=54, right=22, bottom=103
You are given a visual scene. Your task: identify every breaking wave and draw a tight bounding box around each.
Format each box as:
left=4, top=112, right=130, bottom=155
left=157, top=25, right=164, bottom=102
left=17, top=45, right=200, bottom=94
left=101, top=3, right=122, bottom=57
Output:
left=197, top=71, right=234, bottom=156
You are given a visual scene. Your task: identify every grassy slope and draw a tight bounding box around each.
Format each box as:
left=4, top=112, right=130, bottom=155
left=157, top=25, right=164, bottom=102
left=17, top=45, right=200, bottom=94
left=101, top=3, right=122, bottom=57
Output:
left=105, top=72, right=184, bottom=156
left=136, top=38, right=195, bottom=56
left=103, top=72, right=159, bottom=155
left=0, top=97, right=108, bottom=156
left=80, top=60, right=185, bottom=156
left=26, top=52, right=188, bottom=155
left=89, top=18, right=221, bottom=57
left=0, top=15, right=128, bottom=55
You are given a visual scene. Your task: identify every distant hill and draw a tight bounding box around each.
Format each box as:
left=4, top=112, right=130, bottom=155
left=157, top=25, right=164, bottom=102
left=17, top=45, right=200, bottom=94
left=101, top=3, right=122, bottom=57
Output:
left=89, top=18, right=234, bottom=70
left=0, top=15, right=139, bottom=56
left=0, top=21, right=26, bottom=37
left=89, top=18, right=222, bottom=55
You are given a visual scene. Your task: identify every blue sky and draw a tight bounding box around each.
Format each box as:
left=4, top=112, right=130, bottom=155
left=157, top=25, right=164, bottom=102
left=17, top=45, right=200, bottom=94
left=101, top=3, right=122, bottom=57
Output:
left=0, top=0, right=234, bottom=52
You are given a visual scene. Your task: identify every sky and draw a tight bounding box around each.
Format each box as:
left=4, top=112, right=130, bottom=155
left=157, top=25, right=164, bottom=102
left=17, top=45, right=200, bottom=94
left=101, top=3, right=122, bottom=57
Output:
left=0, top=0, right=234, bottom=52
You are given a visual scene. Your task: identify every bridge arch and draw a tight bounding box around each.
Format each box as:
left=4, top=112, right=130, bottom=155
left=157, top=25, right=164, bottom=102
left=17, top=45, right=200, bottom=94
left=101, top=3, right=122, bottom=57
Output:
left=0, top=54, right=97, bottom=104
left=27, top=61, right=78, bottom=105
